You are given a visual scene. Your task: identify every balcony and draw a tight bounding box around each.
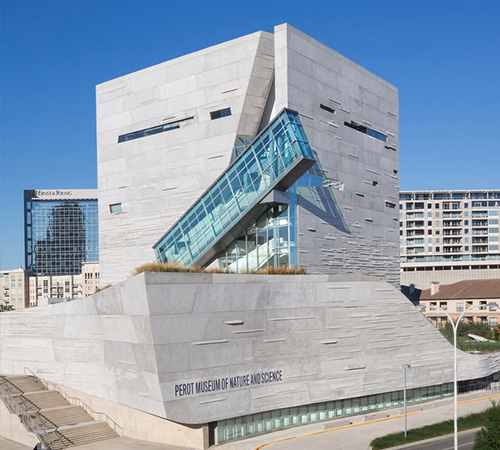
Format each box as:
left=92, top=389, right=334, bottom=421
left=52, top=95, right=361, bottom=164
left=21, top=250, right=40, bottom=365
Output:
left=472, top=220, right=488, bottom=227
left=443, top=230, right=461, bottom=236
left=472, top=246, right=488, bottom=253
left=407, top=221, right=425, bottom=228
left=443, top=238, right=461, bottom=244
left=443, top=247, right=462, bottom=253
left=153, top=109, right=316, bottom=267
left=443, top=221, right=462, bottom=227
left=406, top=230, right=425, bottom=236
left=472, top=229, right=488, bottom=235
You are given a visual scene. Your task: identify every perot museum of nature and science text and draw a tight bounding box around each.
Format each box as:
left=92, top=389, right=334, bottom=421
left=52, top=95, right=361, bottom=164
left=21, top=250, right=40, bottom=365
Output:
left=2, top=24, right=500, bottom=449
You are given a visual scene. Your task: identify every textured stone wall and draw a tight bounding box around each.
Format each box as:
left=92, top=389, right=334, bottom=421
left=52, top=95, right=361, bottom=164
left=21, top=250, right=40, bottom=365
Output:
left=96, top=32, right=274, bottom=284
left=273, top=24, right=400, bottom=286
left=1, top=273, right=499, bottom=427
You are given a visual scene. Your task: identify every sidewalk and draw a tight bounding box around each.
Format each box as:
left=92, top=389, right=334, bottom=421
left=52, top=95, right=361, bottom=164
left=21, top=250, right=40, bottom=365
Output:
left=2, top=389, right=498, bottom=450
left=217, top=389, right=500, bottom=450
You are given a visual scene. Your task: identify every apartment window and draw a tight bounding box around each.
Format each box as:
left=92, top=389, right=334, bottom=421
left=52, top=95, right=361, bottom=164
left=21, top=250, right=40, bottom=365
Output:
left=427, top=203, right=432, bottom=209
left=118, top=116, right=193, bottom=142
left=436, top=247, right=440, bottom=252
left=428, top=221, right=432, bottom=226
left=490, top=317, right=498, bottom=327
left=320, top=104, right=336, bottom=115
left=457, top=302, right=464, bottom=312
left=490, top=228, right=499, bottom=234
left=385, top=201, right=396, bottom=209
left=65, top=281, right=70, bottom=293
left=109, top=203, right=123, bottom=214
left=489, top=219, right=499, bottom=225
left=344, top=121, right=387, bottom=142
left=210, top=107, right=232, bottom=120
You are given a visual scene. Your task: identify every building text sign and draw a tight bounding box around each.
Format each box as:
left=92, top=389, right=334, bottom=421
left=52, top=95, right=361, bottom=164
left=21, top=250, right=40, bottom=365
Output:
left=174, top=369, right=283, bottom=398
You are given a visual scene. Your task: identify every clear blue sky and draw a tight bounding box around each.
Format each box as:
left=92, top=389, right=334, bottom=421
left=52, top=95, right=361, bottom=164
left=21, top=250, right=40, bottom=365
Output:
left=1, top=0, right=500, bottom=270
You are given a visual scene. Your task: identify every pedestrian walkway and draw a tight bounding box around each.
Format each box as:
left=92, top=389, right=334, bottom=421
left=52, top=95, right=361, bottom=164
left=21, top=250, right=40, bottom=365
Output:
left=217, top=389, right=500, bottom=450
left=2, top=389, right=498, bottom=450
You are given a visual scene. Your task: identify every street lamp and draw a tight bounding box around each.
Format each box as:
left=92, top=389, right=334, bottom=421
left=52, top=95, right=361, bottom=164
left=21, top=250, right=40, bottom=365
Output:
left=402, top=364, right=411, bottom=438
left=417, top=302, right=498, bottom=450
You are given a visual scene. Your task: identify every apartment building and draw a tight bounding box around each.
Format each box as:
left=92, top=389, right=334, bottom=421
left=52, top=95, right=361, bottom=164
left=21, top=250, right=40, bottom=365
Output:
left=0, top=268, right=29, bottom=309
left=419, top=279, right=500, bottom=329
left=400, top=190, right=500, bottom=290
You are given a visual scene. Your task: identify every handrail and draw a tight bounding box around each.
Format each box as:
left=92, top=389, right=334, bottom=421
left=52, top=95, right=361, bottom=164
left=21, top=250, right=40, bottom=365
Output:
left=23, top=367, right=123, bottom=437
left=0, top=377, right=57, bottom=450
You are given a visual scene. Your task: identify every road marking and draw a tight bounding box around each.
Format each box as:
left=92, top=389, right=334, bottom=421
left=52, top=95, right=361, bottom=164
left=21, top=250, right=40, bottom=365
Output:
left=458, top=393, right=500, bottom=405
left=252, top=392, right=500, bottom=450
left=253, top=412, right=421, bottom=449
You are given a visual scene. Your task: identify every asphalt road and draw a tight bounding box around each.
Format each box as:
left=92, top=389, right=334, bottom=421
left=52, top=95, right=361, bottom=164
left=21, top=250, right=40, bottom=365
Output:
left=396, top=429, right=477, bottom=450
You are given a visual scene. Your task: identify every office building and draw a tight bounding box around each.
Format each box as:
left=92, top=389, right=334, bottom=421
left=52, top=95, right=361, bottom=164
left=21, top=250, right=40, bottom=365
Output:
left=97, top=23, right=400, bottom=286
left=24, top=189, right=99, bottom=276
left=400, top=190, right=500, bottom=290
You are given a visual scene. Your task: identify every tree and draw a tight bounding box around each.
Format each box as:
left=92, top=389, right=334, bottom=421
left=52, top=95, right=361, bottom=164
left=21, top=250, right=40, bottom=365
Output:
left=474, top=401, right=500, bottom=449
left=0, top=304, right=14, bottom=312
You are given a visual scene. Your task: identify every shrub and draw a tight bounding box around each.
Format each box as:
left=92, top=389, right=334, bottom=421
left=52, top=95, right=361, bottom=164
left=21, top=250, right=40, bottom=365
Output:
left=251, top=266, right=308, bottom=275
left=473, top=401, right=500, bottom=449
left=134, top=263, right=307, bottom=275
left=134, top=262, right=203, bottom=274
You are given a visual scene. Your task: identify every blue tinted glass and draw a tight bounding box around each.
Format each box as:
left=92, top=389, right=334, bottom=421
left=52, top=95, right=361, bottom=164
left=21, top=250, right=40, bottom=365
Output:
left=153, top=109, right=315, bottom=266
left=26, top=199, right=99, bottom=275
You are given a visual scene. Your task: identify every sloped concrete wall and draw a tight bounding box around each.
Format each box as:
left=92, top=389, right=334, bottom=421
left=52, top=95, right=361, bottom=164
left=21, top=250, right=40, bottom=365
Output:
left=1, top=273, right=499, bottom=428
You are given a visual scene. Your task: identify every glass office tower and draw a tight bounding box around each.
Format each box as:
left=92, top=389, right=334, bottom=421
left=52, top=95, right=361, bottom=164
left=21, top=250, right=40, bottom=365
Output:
left=24, top=190, right=98, bottom=275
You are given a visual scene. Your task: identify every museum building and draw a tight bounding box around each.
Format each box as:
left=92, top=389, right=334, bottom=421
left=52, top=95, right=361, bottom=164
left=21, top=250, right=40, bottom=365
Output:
left=2, top=24, right=500, bottom=450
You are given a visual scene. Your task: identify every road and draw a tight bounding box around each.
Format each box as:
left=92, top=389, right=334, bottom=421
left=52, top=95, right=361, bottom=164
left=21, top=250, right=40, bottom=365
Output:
left=395, top=429, right=477, bottom=450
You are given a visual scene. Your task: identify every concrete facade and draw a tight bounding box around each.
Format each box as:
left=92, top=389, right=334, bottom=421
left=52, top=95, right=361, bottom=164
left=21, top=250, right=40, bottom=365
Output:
left=1, top=272, right=500, bottom=447
left=97, top=24, right=399, bottom=286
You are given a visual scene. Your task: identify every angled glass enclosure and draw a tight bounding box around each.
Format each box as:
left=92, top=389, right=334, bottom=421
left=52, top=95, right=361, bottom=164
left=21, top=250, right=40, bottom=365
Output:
left=153, top=109, right=316, bottom=267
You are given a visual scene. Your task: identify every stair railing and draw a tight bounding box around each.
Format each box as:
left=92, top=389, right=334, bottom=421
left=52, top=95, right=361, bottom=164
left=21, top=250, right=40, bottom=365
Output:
left=0, top=377, right=56, bottom=450
left=24, top=367, right=123, bottom=437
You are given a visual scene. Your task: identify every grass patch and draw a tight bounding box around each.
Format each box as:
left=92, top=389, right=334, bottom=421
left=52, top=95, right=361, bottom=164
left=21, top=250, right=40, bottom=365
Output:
left=370, top=411, right=483, bottom=449
left=251, top=266, right=307, bottom=275
left=438, top=322, right=500, bottom=353
left=134, top=262, right=307, bottom=275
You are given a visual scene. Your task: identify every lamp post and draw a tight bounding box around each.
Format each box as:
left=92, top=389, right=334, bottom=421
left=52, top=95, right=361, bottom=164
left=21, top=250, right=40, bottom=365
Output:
left=418, top=302, right=498, bottom=450
left=402, top=364, right=411, bottom=438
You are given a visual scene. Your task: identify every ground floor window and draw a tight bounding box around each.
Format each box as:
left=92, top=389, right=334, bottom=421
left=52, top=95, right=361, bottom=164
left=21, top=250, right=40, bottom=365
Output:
left=215, top=382, right=454, bottom=444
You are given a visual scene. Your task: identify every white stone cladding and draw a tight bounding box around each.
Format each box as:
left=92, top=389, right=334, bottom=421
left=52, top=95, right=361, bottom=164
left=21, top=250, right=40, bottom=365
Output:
left=273, top=24, right=400, bottom=285
left=97, top=32, right=274, bottom=284
left=1, top=273, right=499, bottom=429
left=97, top=24, right=399, bottom=286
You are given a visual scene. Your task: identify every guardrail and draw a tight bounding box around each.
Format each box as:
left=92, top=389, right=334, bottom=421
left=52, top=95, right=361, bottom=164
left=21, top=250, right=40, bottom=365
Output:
left=24, top=367, right=123, bottom=437
left=0, top=376, right=57, bottom=450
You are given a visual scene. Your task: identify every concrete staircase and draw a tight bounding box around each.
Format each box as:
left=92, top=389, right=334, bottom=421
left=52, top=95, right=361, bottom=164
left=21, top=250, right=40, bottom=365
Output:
left=0, top=374, right=120, bottom=449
